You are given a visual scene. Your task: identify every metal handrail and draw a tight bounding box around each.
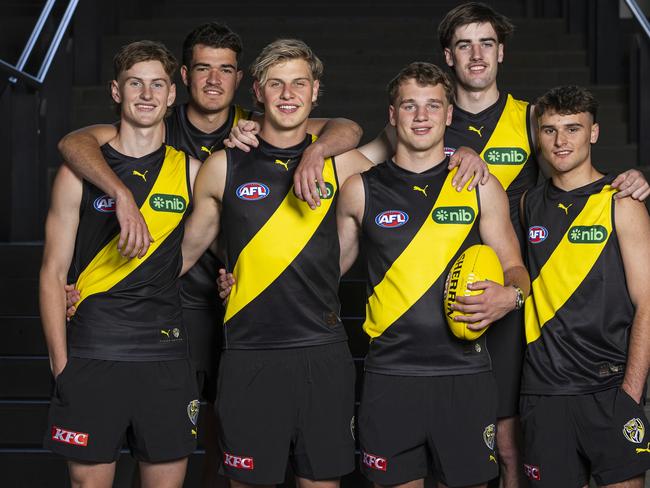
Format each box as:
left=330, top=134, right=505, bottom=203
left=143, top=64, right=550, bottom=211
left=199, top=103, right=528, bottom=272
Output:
left=0, top=0, right=79, bottom=89
left=624, top=0, right=650, bottom=39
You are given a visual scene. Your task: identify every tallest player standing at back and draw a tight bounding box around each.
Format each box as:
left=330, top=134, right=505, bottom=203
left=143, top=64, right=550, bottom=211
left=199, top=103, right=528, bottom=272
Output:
left=360, top=3, right=650, bottom=485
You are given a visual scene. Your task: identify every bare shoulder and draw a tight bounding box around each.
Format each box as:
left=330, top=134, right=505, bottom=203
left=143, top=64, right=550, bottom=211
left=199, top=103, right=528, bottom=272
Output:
left=615, top=195, right=650, bottom=229
left=335, top=149, right=373, bottom=185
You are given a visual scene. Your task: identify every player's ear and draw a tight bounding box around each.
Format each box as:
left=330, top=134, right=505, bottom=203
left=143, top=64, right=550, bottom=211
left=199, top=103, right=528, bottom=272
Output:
left=590, top=122, right=599, bottom=144
left=444, top=48, right=454, bottom=68
left=110, top=80, right=121, bottom=104
left=180, top=65, right=190, bottom=87
left=497, top=43, right=504, bottom=63
left=167, top=82, right=176, bottom=107
left=446, top=102, right=454, bottom=126
left=388, top=104, right=397, bottom=127
left=311, top=79, right=320, bottom=103
left=235, top=69, right=243, bottom=88
left=253, top=80, right=263, bottom=105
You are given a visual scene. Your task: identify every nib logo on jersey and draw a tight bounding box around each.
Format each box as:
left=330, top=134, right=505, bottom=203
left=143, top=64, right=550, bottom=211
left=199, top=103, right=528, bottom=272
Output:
left=432, top=206, right=475, bottom=224
left=150, top=194, right=187, bottom=213
left=51, top=426, right=89, bottom=447
left=568, top=225, right=608, bottom=244
left=375, top=210, right=409, bottom=228
left=317, top=182, right=335, bottom=200
left=362, top=452, right=388, bottom=471
left=484, top=147, right=527, bottom=165
left=93, top=195, right=116, bottom=213
left=236, top=182, right=270, bottom=201
left=224, top=453, right=254, bottom=470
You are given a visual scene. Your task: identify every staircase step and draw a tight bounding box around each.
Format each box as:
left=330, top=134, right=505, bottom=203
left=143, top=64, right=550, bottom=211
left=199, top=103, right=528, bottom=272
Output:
left=0, top=316, right=46, bottom=356
left=0, top=279, right=38, bottom=316
left=0, top=357, right=51, bottom=399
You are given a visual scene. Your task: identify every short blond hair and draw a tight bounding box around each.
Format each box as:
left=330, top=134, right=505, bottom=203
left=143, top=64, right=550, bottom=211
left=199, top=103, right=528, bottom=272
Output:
left=250, top=38, right=323, bottom=85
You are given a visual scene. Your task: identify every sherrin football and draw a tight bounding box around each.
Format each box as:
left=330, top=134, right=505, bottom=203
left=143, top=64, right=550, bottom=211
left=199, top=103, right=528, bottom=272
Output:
left=443, top=244, right=504, bottom=341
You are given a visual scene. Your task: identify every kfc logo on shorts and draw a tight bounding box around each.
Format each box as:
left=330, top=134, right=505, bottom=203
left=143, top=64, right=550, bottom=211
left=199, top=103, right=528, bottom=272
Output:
left=524, top=463, right=541, bottom=481
left=362, top=452, right=387, bottom=471
left=224, top=453, right=254, bottom=470
left=51, top=426, right=89, bottom=447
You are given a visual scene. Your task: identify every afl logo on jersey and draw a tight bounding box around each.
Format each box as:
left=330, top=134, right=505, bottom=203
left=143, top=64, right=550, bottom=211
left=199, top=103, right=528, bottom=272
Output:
left=444, top=146, right=456, bottom=157
left=236, top=182, right=270, bottom=201
left=375, top=210, right=409, bottom=228
left=93, top=195, right=116, bottom=213
left=528, top=226, right=548, bottom=243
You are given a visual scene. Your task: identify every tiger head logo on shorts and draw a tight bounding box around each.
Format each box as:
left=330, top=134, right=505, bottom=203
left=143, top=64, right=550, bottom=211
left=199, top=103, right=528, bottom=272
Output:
left=483, top=424, right=496, bottom=450
left=187, top=399, right=200, bottom=426
left=623, top=418, right=645, bottom=444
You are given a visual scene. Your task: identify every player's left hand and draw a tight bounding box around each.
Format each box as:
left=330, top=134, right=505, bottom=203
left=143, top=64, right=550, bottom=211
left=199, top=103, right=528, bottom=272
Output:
left=449, top=146, right=490, bottom=191
left=294, top=143, right=327, bottom=210
left=612, top=169, right=650, bottom=201
left=621, top=382, right=643, bottom=405
left=64, top=283, right=80, bottom=321
left=451, top=280, right=518, bottom=330
left=217, top=268, right=236, bottom=304
left=224, top=119, right=260, bottom=152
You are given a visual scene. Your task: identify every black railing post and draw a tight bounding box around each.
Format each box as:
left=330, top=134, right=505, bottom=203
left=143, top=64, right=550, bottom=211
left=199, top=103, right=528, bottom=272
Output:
left=588, top=0, right=624, bottom=84
left=630, top=34, right=650, bottom=162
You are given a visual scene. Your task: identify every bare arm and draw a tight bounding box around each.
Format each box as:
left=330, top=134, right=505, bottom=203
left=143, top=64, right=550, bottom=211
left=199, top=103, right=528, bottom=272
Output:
left=337, top=174, right=365, bottom=275
left=453, top=176, right=530, bottom=330
left=181, top=150, right=227, bottom=274
left=616, top=197, right=650, bottom=403
left=358, top=123, right=395, bottom=164
left=58, top=124, right=153, bottom=257
left=334, top=149, right=374, bottom=187
left=296, top=118, right=364, bottom=209
left=39, top=165, right=82, bottom=377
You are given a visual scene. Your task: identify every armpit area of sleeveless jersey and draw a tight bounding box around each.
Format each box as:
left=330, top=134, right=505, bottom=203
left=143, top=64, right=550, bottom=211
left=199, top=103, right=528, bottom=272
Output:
left=361, top=158, right=489, bottom=376
left=67, top=144, right=192, bottom=361
left=219, top=134, right=346, bottom=349
left=165, top=103, right=251, bottom=310
left=522, top=175, right=634, bottom=395
left=445, top=93, right=537, bottom=242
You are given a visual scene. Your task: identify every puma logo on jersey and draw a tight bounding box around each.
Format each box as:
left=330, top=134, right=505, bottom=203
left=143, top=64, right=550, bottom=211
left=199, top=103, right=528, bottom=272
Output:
left=558, top=203, right=573, bottom=215
left=200, top=145, right=212, bottom=155
left=413, top=185, right=428, bottom=197
left=468, top=125, right=484, bottom=137
left=160, top=329, right=170, bottom=338
left=274, top=159, right=290, bottom=171
left=132, top=170, right=148, bottom=182
left=636, top=442, right=650, bottom=454
left=489, top=454, right=497, bottom=464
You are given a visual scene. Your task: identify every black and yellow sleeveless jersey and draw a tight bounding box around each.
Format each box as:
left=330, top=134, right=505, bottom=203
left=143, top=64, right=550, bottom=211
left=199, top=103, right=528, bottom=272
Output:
left=165, top=103, right=252, bottom=310
left=445, top=93, right=537, bottom=243
left=361, top=158, right=489, bottom=376
left=219, top=134, right=346, bottom=349
left=522, top=175, right=634, bottom=394
left=67, top=144, right=192, bottom=361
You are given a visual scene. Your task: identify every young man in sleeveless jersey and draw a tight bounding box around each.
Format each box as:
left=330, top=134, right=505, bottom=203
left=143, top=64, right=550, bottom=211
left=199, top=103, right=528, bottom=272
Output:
left=336, top=62, right=529, bottom=488
left=58, top=23, right=361, bottom=487
left=179, top=39, right=376, bottom=488
left=520, top=85, right=650, bottom=487
left=40, top=41, right=201, bottom=488
left=358, top=4, right=650, bottom=485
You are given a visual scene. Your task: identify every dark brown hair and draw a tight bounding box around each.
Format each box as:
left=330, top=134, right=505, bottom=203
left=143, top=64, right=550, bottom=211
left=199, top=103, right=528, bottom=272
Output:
left=438, top=2, right=514, bottom=49
left=535, top=85, right=598, bottom=121
left=182, top=22, right=243, bottom=67
left=113, top=40, right=178, bottom=80
left=387, top=62, right=455, bottom=105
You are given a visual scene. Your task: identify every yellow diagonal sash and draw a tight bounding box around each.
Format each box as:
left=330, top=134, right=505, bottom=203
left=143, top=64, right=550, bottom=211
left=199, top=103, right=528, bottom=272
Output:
left=224, top=156, right=337, bottom=323
left=363, top=169, right=478, bottom=338
left=480, top=95, right=531, bottom=191
left=232, top=105, right=251, bottom=127
left=75, top=146, right=188, bottom=306
left=525, top=186, right=614, bottom=344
